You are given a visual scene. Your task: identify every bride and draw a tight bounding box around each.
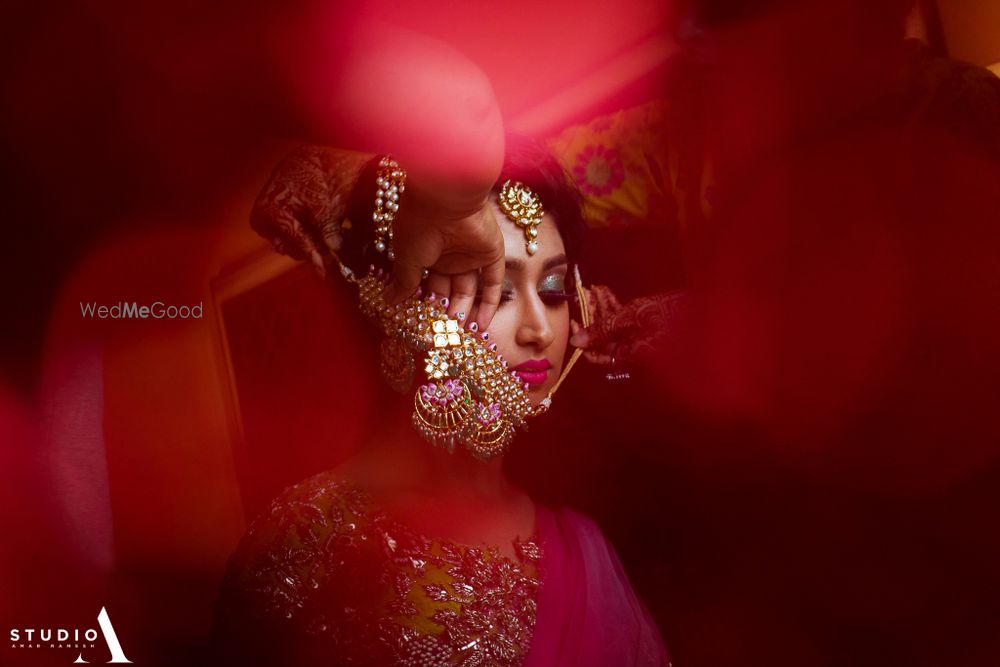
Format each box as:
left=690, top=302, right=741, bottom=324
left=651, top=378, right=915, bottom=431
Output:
left=209, top=135, right=669, bottom=666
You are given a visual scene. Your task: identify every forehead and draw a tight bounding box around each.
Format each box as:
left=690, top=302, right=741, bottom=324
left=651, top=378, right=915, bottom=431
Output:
left=488, top=200, right=566, bottom=266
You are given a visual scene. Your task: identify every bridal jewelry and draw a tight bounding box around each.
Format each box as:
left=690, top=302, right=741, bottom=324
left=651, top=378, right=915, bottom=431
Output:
left=372, top=156, right=405, bottom=261
left=327, top=259, right=590, bottom=462
left=336, top=263, right=532, bottom=460
left=325, top=166, right=590, bottom=461
left=497, top=180, right=544, bottom=255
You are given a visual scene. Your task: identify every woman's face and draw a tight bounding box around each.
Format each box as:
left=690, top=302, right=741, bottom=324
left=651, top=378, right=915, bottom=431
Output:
left=485, top=201, right=572, bottom=404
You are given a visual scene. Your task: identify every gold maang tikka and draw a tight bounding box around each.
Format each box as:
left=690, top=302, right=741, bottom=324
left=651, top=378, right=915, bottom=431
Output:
left=328, top=258, right=591, bottom=462
left=498, top=180, right=543, bottom=255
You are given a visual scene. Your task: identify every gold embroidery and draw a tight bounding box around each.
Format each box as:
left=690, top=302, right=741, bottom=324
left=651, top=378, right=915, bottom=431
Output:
left=215, top=472, right=541, bottom=666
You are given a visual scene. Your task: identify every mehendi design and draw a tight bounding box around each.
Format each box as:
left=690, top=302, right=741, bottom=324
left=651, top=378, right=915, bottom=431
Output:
left=584, top=286, right=690, bottom=365
left=249, top=145, right=371, bottom=264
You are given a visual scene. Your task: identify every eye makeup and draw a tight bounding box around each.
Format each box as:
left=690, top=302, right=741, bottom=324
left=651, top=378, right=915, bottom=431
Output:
left=485, top=267, right=572, bottom=306
left=538, top=273, right=565, bottom=293
left=499, top=279, right=515, bottom=304
left=538, top=271, right=572, bottom=306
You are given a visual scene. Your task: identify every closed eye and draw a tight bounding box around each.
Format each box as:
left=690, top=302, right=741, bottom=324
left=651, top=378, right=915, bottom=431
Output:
left=539, top=291, right=573, bottom=306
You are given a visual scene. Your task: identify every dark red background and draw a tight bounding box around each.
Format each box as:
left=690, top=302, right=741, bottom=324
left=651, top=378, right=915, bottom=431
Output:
left=3, top=1, right=1000, bottom=666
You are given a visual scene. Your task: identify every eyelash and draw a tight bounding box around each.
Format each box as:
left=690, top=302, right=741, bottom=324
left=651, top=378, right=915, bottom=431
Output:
left=498, top=290, right=573, bottom=306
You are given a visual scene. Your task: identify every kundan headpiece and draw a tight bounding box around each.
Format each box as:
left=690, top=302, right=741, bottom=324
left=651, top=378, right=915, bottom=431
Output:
left=497, top=180, right=544, bottom=255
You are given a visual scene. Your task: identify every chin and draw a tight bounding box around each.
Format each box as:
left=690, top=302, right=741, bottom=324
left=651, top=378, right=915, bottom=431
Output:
left=526, top=389, right=545, bottom=405
left=527, top=381, right=556, bottom=406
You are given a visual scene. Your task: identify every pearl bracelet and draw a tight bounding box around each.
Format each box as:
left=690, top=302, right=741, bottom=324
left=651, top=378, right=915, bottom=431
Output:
left=372, top=156, right=406, bottom=261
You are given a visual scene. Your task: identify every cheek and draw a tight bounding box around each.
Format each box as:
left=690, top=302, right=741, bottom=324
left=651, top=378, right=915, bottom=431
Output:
left=550, top=306, right=571, bottom=366
left=486, top=308, right=518, bottom=360
left=486, top=304, right=571, bottom=364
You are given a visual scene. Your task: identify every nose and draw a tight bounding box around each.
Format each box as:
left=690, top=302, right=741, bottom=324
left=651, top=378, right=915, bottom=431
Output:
left=515, top=293, right=555, bottom=351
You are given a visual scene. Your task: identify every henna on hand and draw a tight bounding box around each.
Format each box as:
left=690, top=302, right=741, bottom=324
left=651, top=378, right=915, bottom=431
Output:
left=250, top=145, right=370, bottom=275
left=574, top=287, right=691, bottom=366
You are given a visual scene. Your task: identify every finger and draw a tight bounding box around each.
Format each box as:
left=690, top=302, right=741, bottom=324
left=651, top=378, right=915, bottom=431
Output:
left=385, top=259, right=424, bottom=304
left=447, top=271, right=478, bottom=323
left=569, top=320, right=586, bottom=347
left=270, top=215, right=315, bottom=262
left=426, top=271, right=451, bottom=300
left=604, top=287, right=623, bottom=311
left=579, top=310, right=622, bottom=353
left=583, top=349, right=615, bottom=366
left=581, top=322, right=607, bottom=350
left=569, top=328, right=590, bottom=349
left=308, top=249, right=327, bottom=278
left=474, top=253, right=505, bottom=330
left=273, top=223, right=309, bottom=261
left=591, top=285, right=620, bottom=319
left=320, top=221, right=342, bottom=254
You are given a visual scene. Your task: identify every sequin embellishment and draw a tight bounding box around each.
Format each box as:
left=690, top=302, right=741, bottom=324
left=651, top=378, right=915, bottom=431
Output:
left=213, top=472, right=541, bottom=666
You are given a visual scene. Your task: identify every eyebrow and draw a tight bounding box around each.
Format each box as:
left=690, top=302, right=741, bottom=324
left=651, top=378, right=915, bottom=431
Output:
left=504, top=253, right=568, bottom=272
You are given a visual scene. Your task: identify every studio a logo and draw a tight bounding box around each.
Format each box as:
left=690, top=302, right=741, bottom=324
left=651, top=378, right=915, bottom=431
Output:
left=8, top=606, right=131, bottom=663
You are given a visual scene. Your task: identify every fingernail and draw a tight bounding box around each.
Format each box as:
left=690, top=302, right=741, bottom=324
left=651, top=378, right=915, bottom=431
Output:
left=456, top=311, right=466, bottom=322
left=440, top=297, right=449, bottom=308
left=469, top=322, right=478, bottom=332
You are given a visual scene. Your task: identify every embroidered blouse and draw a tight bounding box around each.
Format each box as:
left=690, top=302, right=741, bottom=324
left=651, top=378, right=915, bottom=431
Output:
left=211, top=471, right=542, bottom=666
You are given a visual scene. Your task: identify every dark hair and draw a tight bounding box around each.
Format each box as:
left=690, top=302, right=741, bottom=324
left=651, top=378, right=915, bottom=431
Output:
left=340, top=135, right=586, bottom=272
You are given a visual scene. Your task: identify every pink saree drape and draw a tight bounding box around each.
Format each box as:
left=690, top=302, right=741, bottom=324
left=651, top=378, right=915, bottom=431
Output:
left=526, top=506, right=670, bottom=667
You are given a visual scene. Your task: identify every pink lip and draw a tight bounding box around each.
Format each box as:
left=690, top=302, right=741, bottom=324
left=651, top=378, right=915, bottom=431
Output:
left=512, top=359, right=552, bottom=386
